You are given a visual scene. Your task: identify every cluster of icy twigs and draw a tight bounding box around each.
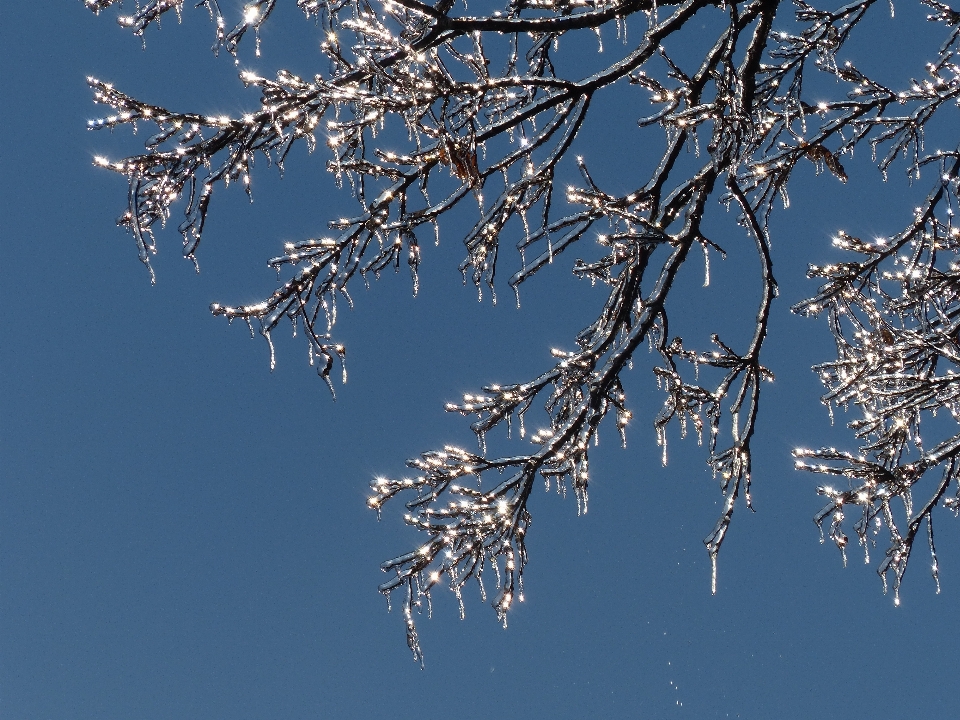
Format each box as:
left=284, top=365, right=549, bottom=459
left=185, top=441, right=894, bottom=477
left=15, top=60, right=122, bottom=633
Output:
left=84, top=0, right=960, bottom=660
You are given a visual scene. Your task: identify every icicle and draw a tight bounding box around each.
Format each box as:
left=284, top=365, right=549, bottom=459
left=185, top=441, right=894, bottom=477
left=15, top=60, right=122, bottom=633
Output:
left=928, top=515, right=940, bottom=593
left=329, top=292, right=338, bottom=330
left=411, top=264, right=420, bottom=297
left=710, top=552, right=718, bottom=594
left=702, top=242, right=711, bottom=287
left=477, top=564, right=488, bottom=603
left=265, top=330, right=276, bottom=371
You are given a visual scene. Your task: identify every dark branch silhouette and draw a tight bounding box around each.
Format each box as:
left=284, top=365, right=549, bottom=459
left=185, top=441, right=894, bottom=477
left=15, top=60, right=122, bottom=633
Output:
left=84, top=0, right=960, bottom=661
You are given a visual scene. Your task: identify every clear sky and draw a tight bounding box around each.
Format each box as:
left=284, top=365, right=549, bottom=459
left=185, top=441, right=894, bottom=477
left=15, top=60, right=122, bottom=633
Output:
left=3, top=2, right=960, bottom=718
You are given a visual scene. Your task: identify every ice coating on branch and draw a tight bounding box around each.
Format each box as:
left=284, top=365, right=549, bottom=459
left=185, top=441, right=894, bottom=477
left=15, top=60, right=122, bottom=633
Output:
left=86, top=0, right=960, bottom=657
left=794, top=153, right=960, bottom=597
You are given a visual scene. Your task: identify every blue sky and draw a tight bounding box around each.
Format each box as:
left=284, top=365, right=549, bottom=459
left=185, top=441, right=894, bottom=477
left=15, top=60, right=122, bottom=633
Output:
left=3, top=2, right=960, bottom=718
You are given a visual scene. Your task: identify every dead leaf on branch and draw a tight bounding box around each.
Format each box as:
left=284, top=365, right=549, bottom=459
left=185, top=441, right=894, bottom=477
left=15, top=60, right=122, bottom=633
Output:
left=801, top=141, right=848, bottom=183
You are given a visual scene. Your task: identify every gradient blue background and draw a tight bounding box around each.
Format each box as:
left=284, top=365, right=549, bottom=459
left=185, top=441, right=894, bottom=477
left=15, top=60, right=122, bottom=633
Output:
left=3, top=2, right=959, bottom=718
